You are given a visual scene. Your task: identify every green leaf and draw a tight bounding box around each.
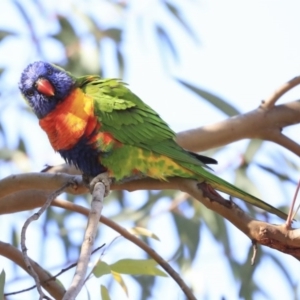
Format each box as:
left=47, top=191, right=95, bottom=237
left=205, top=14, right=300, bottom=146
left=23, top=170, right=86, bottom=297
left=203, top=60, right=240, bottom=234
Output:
left=256, top=163, right=296, bottom=184
left=178, top=79, right=240, bottom=116
left=239, top=247, right=262, bottom=299
left=0, top=30, right=13, bottom=42
left=281, top=152, right=300, bottom=171
left=172, top=213, right=200, bottom=262
left=12, top=226, right=19, bottom=248
left=110, top=259, right=167, bottom=277
left=196, top=205, right=230, bottom=253
left=111, top=271, right=128, bottom=296
left=103, top=28, right=122, bottom=43
left=0, top=269, right=5, bottom=298
left=243, top=139, right=263, bottom=163
left=234, top=167, right=267, bottom=217
left=235, top=167, right=261, bottom=199
left=100, top=285, right=111, bottom=300
left=116, top=46, right=124, bottom=78
left=164, top=2, right=197, bottom=42
left=93, top=260, right=111, bottom=278
left=53, top=16, right=78, bottom=47
left=131, top=275, right=155, bottom=300
left=156, top=25, right=178, bottom=61
left=127, top=227, right=160, bottom=241
left=268, top=252, right=295, bottom=288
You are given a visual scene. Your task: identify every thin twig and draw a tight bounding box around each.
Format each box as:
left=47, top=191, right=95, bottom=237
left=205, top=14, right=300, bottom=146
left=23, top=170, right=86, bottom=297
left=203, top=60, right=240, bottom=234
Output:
left=20, top=183, right=70, bottom=299
left=0, top=241, right=66, bottom=299
left=261, top=76, right=300, bottom=109
left=286, top=179, right=300, bottom=228
left=251, top=241, right=258, bottom=266
left=21, top=216, right=46, bottom=299
left=4, top=244, right=105, bottom=297
left=62, top=182, right=105, bottom=300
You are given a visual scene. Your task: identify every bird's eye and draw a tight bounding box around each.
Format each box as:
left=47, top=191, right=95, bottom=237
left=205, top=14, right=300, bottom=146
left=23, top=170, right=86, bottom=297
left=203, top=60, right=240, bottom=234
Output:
left=47, top=68, right=53, bottom=75
left=26, top=89, right=34, bottom=97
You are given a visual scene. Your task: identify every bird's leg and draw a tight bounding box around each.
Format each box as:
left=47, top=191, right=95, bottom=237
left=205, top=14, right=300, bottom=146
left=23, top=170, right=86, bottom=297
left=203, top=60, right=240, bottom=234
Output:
left=197, top=182, right=232, bottom=208
left=83, top=172, right=112, bottom=197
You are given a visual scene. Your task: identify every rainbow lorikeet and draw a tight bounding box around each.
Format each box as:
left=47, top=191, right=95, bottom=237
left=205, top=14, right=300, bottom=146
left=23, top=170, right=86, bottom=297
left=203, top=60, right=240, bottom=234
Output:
left=19, top=61, right=286, bottom=219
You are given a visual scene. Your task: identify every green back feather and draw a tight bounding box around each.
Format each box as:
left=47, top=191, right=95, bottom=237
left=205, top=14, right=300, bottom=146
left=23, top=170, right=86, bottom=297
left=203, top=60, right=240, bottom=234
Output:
left=80, top=77, right=210, bottom=169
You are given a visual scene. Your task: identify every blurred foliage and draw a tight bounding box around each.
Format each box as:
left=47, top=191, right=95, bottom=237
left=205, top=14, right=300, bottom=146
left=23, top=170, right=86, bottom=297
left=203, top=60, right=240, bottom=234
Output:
left=93, top=258, right=167, bottom=298
left=101, top=284, right=111, bottom=300
left=0, top=1, right=297, bottom=299
left=0, top=270, right=5, bottom=299
left=178, top=79, right=241, bottom=116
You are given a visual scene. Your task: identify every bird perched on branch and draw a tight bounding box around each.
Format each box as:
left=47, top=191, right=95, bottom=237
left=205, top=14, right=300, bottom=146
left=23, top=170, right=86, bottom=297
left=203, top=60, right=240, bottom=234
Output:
left=19, top=61, right=287, bottom=219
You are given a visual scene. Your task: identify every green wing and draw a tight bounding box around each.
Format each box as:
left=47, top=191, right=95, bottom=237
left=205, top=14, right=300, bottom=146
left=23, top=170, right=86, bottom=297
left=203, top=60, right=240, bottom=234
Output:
left=78, top=77, right=210, bottom=169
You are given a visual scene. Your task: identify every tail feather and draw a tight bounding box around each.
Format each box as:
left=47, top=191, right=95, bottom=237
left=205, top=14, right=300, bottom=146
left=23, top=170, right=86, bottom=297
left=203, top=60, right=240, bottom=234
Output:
left=187, top=151, right=218, bottom=165
left=182, top=162, right=287, bottom=220
left=208, top=174, right=287, bottom=220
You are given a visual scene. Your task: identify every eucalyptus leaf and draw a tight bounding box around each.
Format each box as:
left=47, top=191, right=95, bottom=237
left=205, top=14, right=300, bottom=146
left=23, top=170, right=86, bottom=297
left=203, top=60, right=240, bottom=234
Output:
left=111, top=271, right=128, bottom=297
left=103, top=28, right=122, bottom=43
left=100, top=285, right=111, bottom=300
left=110, top=259, right=167, bottom=277
left=172, top=212, right=200, bottom=261
left=243, top=139, right=263, bottom=163
left=0, top=30, right=13, bottom=41
left=268, top=252, right=295, bottom=288
left=235, top=168, right=261, bottom=199
left=0, top=270, right=5, bottom=298
left=164, top=2, right=198, bottom=42
left=116, top=46, right=124, bottom=78
left=53, top=16, right=77, bottom=46
left=93, top=260, right=111, bottom=278
left=156, top=25, right=178, bottom=61
left=178, top=79, right=240, bottom=116
left=238, top=247, right=262, bottom=299
left=127, top=226, right=160, bottom=241
left=256, top=163, right=296, bottom=184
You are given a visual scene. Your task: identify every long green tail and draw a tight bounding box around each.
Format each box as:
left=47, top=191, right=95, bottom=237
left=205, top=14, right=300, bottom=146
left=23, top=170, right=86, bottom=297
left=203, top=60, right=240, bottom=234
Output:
left=183, top=162, right=287, bottom=220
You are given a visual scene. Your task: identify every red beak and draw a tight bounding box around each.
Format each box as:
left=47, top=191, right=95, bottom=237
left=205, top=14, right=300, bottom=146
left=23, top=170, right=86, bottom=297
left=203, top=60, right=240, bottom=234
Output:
left=36, top=78, right=55, bottom=96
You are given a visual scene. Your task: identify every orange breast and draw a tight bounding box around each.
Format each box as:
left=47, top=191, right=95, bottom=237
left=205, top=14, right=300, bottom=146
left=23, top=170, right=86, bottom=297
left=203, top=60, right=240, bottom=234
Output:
left=39, top=88, right=98, bottom=150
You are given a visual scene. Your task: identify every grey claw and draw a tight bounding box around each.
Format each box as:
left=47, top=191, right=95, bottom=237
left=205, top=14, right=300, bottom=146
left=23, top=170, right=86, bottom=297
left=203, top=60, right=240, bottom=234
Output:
left=89, top=172, right=111, bottom=197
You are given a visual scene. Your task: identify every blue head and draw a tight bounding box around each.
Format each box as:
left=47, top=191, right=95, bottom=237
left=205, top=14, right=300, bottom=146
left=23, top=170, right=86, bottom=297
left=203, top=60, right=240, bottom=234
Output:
left=19, top=61, right=75, bottom=118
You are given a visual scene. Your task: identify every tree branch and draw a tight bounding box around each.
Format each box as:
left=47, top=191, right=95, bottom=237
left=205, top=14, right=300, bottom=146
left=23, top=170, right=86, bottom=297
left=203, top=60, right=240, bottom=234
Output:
left=0, top=173, right=84, bottom=199
left=63, top=182, right=105, bottom=300
left=0, top=241, right=65, bottom=299
left=261, top=75, right=300, bottom=109
left=176, top=99, right=300, bottom=154
left=1, top=175, right=300, bottom=259
left=265, top=132, right=300, bottom=156
left=20, top=183, right=71, bottom=300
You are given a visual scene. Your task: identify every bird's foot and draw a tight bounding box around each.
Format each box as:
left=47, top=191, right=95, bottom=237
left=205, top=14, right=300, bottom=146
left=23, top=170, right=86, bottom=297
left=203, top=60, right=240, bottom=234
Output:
left=197, top=182, right=232, bottom=208
left=83, top=172, right=112, bottom=197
